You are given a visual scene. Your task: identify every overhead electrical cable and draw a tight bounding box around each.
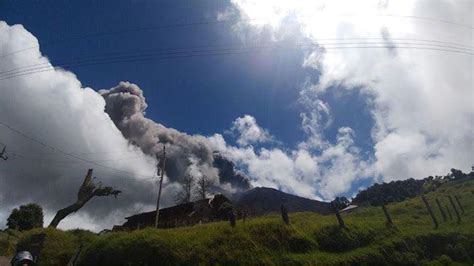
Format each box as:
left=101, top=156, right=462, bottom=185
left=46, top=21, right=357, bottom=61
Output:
left=0, top=41, right=472, bottom=81
left=0, top=120, right=154, bottom=178
left=0, top=12, right=471, bottom=59
left=1, top=37, right=472, bottom=77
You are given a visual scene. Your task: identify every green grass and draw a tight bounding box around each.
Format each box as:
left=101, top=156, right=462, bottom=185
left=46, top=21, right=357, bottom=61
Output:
left=7, top=178, right=474, bottom=265
left=0, top=229, right=21, bottom=257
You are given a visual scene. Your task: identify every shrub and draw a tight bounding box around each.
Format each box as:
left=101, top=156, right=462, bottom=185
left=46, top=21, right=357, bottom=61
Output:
left=0, top=236, right=16, bottom=257
left=16, top=228, right=83, bottom=266
left=437, top=254, right=454, bottom=265
left=249, top=222, right=293, bottom=251
left=287, top=235, right=317, bottom=253
left=77, top=230, right=183, bottom=265
left=315, top=225, right=377, bottom=252
left=7, top=204, right=43, bottom=231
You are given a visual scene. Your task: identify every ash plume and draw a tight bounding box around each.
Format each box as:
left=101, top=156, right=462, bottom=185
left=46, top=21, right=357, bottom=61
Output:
left=99, top=82, right=251, bottom=192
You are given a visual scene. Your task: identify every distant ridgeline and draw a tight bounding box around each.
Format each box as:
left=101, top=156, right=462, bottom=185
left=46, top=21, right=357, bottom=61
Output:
left=352, top=168, right=474, bottom=206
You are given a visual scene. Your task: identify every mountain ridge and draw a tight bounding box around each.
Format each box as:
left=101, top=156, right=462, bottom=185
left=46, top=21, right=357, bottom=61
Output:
left=234, top=186, right=333, bottom=215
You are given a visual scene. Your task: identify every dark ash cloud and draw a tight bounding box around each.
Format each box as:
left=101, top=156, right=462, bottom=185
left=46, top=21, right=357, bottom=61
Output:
left=99, top=81, right=251, bottom=193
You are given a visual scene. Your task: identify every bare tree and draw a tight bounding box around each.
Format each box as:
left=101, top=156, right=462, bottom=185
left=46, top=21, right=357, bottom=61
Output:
left=49, top=169, right=121, bottom=228
left=195, top=176, right=212, bottom=200
left=175, top=175, right=194, bottom=204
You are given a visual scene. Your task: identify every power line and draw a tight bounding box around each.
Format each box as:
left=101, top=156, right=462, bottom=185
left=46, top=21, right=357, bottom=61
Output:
left=8, top=149, right=142, bottom=156
left=0, top=160, right=151, bottom=182
left=1, top=44, right=471, bottom=81
left=0, top=121, right=154, bottom=178
left=381, top=14, right=473, bottom=30
left=6, top=153, right=154, bottom=182
left=0, top=12, right=471, bottom=59
left=0, top=42, right=471, bottom=81
left=1, top=37, right=471, bottom=77
left=9, top=152, right=146, bottom=164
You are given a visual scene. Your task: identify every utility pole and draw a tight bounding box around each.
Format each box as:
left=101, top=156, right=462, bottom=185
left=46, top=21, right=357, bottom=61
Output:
left=154, top=145, right=166, bottom=228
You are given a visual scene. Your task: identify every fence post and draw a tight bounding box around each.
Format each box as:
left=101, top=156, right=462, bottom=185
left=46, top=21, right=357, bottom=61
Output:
left=447, top=195, right=461, bottom=224
left=381, top=204, right=393, bottom=225
left=421, top=196, right=438, bottom=229
left=435, top=198, right=447, bottom=222
left=445, top=204, right=453, bottom=220
left=335, top=209, right=346, bottom=229
left=281, top=204, right=289, bottom=225
left=229, top=211, right=236, bottom=227
left=332, top=202, right=347, bottom=229
left=454, top=195, right=465, bottom=214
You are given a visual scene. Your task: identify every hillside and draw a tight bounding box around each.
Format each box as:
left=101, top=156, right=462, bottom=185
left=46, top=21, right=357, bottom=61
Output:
left=3, top=177, right=473, bottom=265
left=235, top=187, right=333, bottom=215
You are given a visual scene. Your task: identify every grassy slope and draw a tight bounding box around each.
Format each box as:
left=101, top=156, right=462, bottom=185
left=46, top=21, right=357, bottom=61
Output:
left=0, top=229, right=21, bottom=257
left=10, top=178, right=474, bottom=265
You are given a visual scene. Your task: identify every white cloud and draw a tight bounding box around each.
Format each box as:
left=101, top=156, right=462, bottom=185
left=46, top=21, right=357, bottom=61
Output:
left=0, top=21, right=251, bottom=232
left=0, top=22, right=164, bottom=231
left=2, top=0, right=472, bottom=230
left=210, top=124, right=369, bottom=200
left=225, top=0, right=474, bottom=183
left=230, top=115, right=274, bottom=146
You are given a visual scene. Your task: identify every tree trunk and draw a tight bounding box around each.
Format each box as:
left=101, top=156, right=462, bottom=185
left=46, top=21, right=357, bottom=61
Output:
left=49, top=169, right=121, bottom=228
left=49, top=197, right=92, bottom=228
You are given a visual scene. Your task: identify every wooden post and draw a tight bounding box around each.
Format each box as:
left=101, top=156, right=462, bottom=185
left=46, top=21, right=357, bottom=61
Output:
left=333, top=202, right=346, bottom=229
left=381, top=204, right=393, bottom=225
left=421, top=196, right=438, bottom=229
left=229, top=211, right=236, bottom=227
left=155, top=146, right=166, bottom=228
left=454, top=195, right=465, bottom=214
left=281, top=204, right=289, bottom=225
left=335, top=209, right=346, bottom=229
left=435, top=198, right=447, bottom=222
left=447, top=195, right=461, bottom=224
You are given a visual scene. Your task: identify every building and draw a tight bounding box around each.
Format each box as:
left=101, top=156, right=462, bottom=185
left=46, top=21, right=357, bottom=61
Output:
left=116, top=194, right=231, bottom=230
left=340, top=204, right=359, bottom=213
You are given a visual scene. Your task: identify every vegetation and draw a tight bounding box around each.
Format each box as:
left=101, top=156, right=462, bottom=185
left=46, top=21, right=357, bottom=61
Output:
left=195, top=175, right=213, bottom=200
left=15, top=228, right=97, bottom=265
left=175, top=175, right=195, bottom=204
left=2, top=177, right=472, bottom=265
left=352, top=168, right=473, bottom=206
left=0, top=229, right=21, bottom=256
left=6, top=203, right=43, bottom=231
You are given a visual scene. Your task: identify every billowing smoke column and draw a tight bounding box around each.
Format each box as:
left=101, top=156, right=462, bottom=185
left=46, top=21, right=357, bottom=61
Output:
left=99, top=82, right=251, bottom=192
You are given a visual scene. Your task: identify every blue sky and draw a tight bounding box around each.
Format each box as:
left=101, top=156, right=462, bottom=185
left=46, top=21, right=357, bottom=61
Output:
left=0, top=0, right=373, bottom=152
left=0, top=0, right=472, bottom=230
